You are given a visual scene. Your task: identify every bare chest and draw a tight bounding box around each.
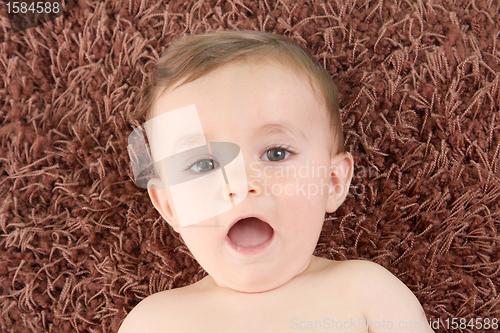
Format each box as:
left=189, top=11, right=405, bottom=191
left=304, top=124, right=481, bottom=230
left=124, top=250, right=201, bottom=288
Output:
left=167, top=282, right=368, bottom=333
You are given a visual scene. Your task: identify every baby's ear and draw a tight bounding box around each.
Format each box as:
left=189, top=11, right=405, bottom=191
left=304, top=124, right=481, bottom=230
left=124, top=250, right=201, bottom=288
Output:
left=147, top=178, right=180, bottom=233
left=326, top=152, right=354, bottom=213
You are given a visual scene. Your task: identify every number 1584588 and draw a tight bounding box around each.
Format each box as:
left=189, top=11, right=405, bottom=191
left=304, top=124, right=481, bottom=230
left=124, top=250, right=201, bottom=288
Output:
left=6, top=2, right=60, bottom=14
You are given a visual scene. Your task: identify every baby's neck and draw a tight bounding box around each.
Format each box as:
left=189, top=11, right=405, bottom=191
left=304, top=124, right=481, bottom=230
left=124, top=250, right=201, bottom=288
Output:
left=197, top=255, right=333, bottom=296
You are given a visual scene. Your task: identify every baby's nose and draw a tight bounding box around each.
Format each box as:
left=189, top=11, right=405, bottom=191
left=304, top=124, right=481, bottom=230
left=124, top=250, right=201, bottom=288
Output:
left=216, top=143, right=249, bottom=205
left=247, top=179, right=262, bottom=196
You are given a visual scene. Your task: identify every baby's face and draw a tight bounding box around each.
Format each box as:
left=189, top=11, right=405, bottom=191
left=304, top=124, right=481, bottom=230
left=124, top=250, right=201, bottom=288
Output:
left=148, top=60, right=351, bottom=292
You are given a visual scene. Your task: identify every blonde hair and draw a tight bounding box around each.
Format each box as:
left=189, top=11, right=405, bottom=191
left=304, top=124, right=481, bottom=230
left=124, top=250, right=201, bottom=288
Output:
left=132, top=30, right=344, bottom=153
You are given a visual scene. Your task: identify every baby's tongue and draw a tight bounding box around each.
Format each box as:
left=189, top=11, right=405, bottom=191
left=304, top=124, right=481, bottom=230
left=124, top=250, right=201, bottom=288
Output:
left=228, top=217, right=273, bottom=248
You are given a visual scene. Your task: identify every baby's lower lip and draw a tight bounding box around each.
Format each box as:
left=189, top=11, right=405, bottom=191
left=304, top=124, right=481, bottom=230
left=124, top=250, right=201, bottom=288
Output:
left=225, top=231, right=275, bottom=255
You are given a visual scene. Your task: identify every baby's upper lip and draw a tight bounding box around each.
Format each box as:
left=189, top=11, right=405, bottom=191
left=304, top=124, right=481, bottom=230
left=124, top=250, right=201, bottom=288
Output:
left=227, top=214, right=272, bottom=234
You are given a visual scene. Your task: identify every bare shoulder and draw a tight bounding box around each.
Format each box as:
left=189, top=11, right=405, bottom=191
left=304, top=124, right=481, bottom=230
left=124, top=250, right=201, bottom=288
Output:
left=322, top=259, right=416, bottom=293
left=336, top=260, right=422, bottom=306
left=320, top=258, right=392, bottom=284
left=117, top=286, right=194, bottom=333
left=323, top=260, right=434, bottom=332
left=117, top=290, right=175, bottom=333
left=321, top=258, right=382, bottom=273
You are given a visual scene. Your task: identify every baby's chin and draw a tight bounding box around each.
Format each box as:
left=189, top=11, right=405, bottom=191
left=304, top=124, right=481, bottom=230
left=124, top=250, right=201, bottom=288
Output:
left=207, top=256, right=314, bottom=293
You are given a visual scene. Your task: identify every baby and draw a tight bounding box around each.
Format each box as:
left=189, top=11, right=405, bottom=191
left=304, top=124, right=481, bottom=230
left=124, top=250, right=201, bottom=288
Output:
left=119, top=31, right=434, bottom=332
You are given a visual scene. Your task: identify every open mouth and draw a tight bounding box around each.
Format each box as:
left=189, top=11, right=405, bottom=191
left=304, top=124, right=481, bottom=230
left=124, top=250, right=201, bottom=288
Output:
left=227, top=217, right=274, bottom=248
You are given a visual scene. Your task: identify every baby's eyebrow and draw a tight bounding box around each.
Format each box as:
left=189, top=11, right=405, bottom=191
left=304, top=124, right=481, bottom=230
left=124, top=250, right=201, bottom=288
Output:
left=169, top=123, right=305, bottom=154
left=173, top=132, right=206, bottom=153
left=257, top=123, right=306, bottom=140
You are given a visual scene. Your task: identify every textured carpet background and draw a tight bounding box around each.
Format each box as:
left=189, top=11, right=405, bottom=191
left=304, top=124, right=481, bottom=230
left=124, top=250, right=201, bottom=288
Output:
left=1, top=0, right=499, bottom=332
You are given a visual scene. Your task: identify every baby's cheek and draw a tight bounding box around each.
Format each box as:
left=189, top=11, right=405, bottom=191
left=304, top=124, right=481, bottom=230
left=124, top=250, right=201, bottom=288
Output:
left=269, top=172, right=329, bottom=201
left=179, top=225, right=219, bottom=257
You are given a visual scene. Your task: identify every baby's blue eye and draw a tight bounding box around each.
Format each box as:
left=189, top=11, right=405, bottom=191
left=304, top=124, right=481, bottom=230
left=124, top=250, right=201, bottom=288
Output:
left=262, top=148, right=291, bottom=162
left=189, top=159, right=220, bottom=173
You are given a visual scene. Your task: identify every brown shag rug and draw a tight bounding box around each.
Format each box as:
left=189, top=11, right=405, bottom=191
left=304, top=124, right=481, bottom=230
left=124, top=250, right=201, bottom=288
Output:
left=1, top=0, right=499, bottom=332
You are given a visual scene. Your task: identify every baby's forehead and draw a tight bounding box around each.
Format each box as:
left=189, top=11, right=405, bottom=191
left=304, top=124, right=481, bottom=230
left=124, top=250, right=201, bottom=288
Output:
left=154, top=62, right=326, bottom=119
left=147, top=60, right=335, bottom=149
left=153, top=59, right=320, bottom=107
left=145, top=104, right=204, bottom=160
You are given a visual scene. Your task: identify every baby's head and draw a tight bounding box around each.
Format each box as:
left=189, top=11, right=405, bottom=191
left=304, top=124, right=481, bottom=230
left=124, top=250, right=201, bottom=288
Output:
left=133, top=31, right=353, bottom=293
left=135, top=31, right=342, bottom=139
